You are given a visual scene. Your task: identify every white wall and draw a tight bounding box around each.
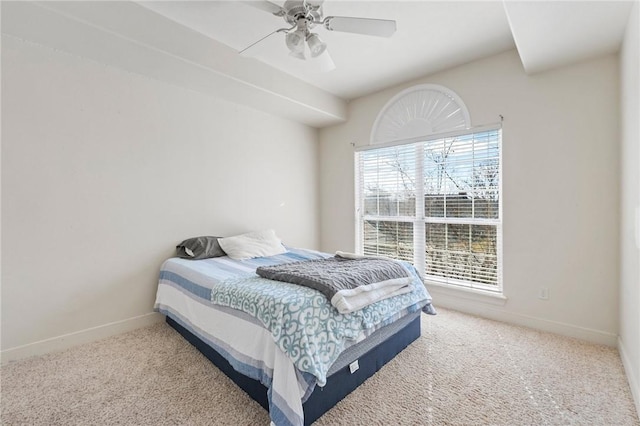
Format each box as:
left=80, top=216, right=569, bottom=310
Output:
left=1, top=36, right=319, bottom=356
left=619, top=0, right=640, bottom=416
left=319, top=49, right=620, bottom=345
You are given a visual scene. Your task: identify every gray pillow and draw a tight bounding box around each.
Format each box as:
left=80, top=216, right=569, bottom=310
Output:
left=176, top=236, right=226, bottom=260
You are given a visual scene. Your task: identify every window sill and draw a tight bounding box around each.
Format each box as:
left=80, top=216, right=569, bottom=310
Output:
left=425, top=281, right=507, bottom=306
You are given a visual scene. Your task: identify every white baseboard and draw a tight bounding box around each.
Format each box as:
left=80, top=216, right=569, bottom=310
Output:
left=1, top=312, right=164, bottom=365
left=618, top=336, right=640, bottom=419
left=431, top=289, right=618, bottom=346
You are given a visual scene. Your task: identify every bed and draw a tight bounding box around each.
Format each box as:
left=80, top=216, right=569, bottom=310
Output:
left=154, top=246, right=434, bottom=426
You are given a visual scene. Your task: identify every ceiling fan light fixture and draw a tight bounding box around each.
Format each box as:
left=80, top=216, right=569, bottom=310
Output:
left=285, top=29, right=306, bottom=53
left=306, top=33, right=326, bottom=58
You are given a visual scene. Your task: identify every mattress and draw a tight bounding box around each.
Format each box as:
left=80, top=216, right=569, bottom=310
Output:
left=154, top=247, right=433, bottom=426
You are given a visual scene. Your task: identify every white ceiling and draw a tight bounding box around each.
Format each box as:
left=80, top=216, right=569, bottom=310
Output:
left=504, top=1, right=634, bottom=74
left=137, top=1, right=634, bottom=99
left=137, top=1, right=517, bottom=100
left=2, top=1, right=636, bottom=127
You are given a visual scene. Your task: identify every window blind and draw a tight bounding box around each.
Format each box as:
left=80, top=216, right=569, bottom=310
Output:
left=356, top=127, right=502, bottom=292
left=358, top=144, right=416, bottom=263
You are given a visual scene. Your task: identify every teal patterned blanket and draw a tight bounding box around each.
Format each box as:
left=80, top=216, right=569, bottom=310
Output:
left=210, top=261, right=430, bottom=386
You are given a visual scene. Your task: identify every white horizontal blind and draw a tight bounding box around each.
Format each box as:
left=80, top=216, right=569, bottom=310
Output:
left=356, top=128, right=502, bottom=292
left=423, top=130, right=501, bottom=289
left=358, top=144, right=416, bottom=262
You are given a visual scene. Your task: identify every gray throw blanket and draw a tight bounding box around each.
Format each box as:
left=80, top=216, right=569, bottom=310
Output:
left=256, top=256, right=412, bottom=311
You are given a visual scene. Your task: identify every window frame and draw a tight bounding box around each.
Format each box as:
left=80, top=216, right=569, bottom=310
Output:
left=355, top=124, right=503, bottom=294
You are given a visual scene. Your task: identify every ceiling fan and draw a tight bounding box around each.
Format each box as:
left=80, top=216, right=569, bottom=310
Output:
left=240, top=0, right=396, bottom=65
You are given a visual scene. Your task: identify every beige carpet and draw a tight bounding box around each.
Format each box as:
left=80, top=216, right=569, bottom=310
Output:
left=2, top=309, right=638, bottom=425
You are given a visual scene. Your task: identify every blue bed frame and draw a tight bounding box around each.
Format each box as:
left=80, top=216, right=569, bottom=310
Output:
left=166, top=314, right=421, bottom=425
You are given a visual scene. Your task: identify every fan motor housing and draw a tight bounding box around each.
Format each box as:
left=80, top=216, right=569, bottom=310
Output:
left=283, top=0, right=322, bottom=27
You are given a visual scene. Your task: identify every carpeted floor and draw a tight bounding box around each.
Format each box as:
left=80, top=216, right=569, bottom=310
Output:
left=1, top=308, right=638, bottom=425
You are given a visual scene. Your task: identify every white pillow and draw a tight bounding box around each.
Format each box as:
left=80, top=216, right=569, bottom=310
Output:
left=218, top=229, right=287, bottom=260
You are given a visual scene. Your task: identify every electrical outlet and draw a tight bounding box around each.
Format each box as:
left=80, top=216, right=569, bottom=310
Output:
left=538, top=287, right=549, bottom=300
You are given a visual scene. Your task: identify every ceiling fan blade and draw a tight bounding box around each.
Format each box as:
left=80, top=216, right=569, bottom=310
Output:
left=323, top=16, right=397, bottom=37
left=242, top=1, right=286, bottom=17
left=304, top=0, right=325, bottom=10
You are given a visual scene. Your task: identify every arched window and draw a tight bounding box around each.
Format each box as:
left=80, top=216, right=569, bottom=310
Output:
left=357, top=84, right=503, bottom=293
left=370, top=84, right=471, bottom=145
